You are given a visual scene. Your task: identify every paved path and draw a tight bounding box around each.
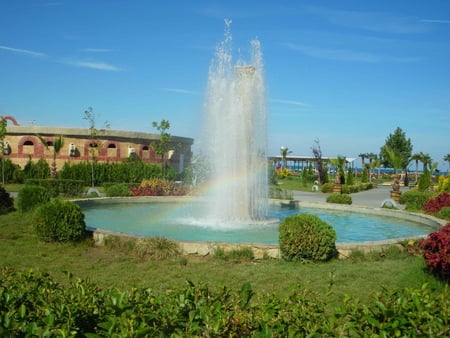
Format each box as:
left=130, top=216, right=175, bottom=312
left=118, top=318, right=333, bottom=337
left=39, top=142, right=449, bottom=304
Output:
left=292, top=185, right=409, bottom=209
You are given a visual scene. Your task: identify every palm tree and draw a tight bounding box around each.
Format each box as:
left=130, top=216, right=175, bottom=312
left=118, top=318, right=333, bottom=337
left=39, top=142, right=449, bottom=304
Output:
left=38, top=135, right=64, bottom=179
left=411, top=152, right=422, bottom=182
left=280, top=146, right=292, bottom=169
left=384, top=146, right=402, bottom=192
left=419, top=152, right=432, bottom=172
left=444, top=154, right=450, bottom=174
left=366, top=153, right=378, bottom=182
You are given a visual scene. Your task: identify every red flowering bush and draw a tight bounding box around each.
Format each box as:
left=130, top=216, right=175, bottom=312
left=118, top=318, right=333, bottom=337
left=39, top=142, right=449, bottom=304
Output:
left=130, top=179, right=188, bottom=196
left=419, top=223, right=450, bottom=281
left=423, top=193, right=450, bottom=214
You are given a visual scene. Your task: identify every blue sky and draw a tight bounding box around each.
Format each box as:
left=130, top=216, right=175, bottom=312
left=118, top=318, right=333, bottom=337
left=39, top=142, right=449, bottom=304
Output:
left=1, top=0, right=449, bottom=171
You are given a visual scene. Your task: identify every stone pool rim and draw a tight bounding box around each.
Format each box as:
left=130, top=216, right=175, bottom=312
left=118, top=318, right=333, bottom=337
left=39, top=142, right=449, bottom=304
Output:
left=74, top=196, right=447, bottom=259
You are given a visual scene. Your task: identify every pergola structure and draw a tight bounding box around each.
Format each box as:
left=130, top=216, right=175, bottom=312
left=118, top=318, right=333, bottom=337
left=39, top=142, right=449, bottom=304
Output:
left=268, top=155, right=356, bottom=171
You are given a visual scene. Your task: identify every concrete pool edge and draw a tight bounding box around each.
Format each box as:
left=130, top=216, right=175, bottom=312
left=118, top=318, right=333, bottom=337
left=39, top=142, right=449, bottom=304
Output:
left=76, top=196, right=447, bottom=259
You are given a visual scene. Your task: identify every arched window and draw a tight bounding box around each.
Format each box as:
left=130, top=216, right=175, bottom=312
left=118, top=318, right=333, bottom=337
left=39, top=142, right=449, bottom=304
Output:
left=24, top=140, right=34, bottom=146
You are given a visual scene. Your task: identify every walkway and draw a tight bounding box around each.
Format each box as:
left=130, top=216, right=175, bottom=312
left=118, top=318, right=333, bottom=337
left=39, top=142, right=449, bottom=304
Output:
left=292, top=185, right=408, bottom=209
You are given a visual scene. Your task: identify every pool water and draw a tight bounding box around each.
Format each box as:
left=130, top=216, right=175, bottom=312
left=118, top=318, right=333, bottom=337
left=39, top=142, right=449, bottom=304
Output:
left=81, top=201, right=434, bottom=244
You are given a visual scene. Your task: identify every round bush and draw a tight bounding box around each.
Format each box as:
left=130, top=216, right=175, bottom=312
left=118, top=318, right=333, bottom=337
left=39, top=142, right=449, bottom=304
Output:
left=33, top=199, right=86, bottom=242
left=436, top=207, right=450, bottom=221
left=279, top=213, right=337, bottom=261
left=326, top=193, right=352, bottom=205
left=16, top=185, right=51, bottom=213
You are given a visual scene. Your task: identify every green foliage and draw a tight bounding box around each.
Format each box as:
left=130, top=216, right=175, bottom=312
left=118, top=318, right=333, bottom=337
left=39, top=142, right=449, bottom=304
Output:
left=398, top=190, right=434, bottom=211
left=326, top=193, right=352, bottom=205
left=130, top=178, right=188, bottom=196
left=279, top=213, right=337, bottom=262
left=379, top=127, right=413, bottom=170
left=0, top=186, right=15, bottom=214
left=361, top=166, right=369, bottom=183
left=213, top=247, right=255, bottom=261
left=105, top=183, right=133, bottom=197
left=418, top=167, right=432, bottom=191
left=25, top=178, right=84, bottom=197
left=23, top=158, right=50, bottom=180
left=269, top=186, right=293, bottom=200
left=104, top=236, right=180, bottom=260
left=16, top=185, right=51, bottom=213
left=2, top=268, right=447, bottom=336
left=346, top=166, right=355, bottom=185
left=0, top=159, right=21, bottom=184
left=60, top=160, right=165, bottom=186
left=33, top=199, right=86, bottom=242
left=436, top=207, right=450, bottom=221
left=321, top=183, right=333, bottom=193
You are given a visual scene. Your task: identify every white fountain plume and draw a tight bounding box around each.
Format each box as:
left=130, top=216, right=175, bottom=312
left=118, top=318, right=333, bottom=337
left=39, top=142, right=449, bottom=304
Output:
left=200, top=21, right=269, bottom=225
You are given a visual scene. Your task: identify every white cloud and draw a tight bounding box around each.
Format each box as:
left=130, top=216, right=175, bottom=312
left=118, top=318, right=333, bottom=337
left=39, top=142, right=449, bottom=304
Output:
left=0, top=45, right=46, bottom=58
left=68, top=60, right=122, bottom=71
left=283, top=43, right=382, bottom=62
left=420, top=19, right=450, bottom=24
left=160, top=88, right=198, bottom=95
left=270, top=98, right=309, bottom=107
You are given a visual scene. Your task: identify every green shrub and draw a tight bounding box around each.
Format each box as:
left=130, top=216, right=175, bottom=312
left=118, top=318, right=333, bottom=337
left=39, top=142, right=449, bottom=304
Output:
left=0, top=186, right=15, bottom=214
left=321, top=183, right=333, bottom=193
left=279, top=213, right=337, bottom=262
left=16, top=185, right=51, bottom=213
left=213, top=246, right=255, bottom=261
left=436, top=207, right=450, bottom=221
left=105, top=183, right=133, bottom=197
left=33, top=199, right=86, bottom=242
left=399, top=190, right=434, bottom=211
left=269, top=186, right=293, bottom=200
left=25, top=179, right=85, bottom=197
left=326, top=192, right=352, bottom=205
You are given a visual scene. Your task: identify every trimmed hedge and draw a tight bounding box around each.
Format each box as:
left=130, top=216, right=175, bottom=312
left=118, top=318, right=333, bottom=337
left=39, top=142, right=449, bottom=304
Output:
left=33, top=199, right=86, bottom=242
left=279, top=213, right=337, bottom=261
left=25, top=179, right=84, bottom=197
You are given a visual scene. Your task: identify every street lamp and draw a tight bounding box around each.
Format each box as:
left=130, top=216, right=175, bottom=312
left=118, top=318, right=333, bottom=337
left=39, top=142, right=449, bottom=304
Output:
left=1, top=141, right=11, bottom=185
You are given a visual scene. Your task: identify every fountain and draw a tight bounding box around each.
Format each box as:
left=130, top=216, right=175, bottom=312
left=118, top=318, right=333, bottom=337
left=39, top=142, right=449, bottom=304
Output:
left=200, top=20, right=269, bottom=225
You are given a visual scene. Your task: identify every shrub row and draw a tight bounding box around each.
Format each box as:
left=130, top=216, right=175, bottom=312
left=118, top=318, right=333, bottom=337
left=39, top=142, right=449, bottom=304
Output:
left=321, top=183, right=373, bottom=194
left=399, top=190, right=435, bottom=211
left=0, top=268, right=448, bottom=336
left=60, top=159, right=176, bottom=185
left=131, top=178, right=188, bottom=196
left=25, top=179, right=84, bottom=197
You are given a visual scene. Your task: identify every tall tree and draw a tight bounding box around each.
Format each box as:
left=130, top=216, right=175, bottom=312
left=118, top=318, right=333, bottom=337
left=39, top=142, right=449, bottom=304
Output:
left=280, top=146, right=292, bottom=169
left=379, top=127, right=412, bottom=170
left=37, top=135, right=64, bottom=179
left=411, top=152, right=422, bottom=182
left=83, top=107, right=109, bottom=187
left=151, top=119, right=172, bottom=179
left=0, top=117, right=8, bottom=185
left=443, top=154, right=450, bottom=174
left=311, top=139, right=327, bottom=184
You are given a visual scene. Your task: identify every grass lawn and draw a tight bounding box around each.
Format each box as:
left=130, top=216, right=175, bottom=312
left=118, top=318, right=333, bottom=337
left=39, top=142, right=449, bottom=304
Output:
left=0, top=210, right=446, bottom=307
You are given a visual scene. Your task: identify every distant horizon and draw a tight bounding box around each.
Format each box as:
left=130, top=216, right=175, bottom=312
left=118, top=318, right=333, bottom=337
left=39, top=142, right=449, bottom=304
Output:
left=1, top=1, right=449, bottom=171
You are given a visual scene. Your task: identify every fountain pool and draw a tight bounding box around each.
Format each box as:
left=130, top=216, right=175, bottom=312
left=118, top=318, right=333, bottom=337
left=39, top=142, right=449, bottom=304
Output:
left=79, top=198, right=437, bottom=244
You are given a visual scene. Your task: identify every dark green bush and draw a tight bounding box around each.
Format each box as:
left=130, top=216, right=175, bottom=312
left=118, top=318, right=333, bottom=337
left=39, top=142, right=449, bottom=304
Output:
left=105, top=183, right=133, bottom=197
left=279, top=213, right=337, bottom=261
left=33, top=199, right=86, bottom=242
left=0, top=186, right=15, bottom=214
left=399, top=190, right=434, bottom=211
left=326, top=192, right=352, bottom=205
left=16, top=185, right=51, bottom=213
